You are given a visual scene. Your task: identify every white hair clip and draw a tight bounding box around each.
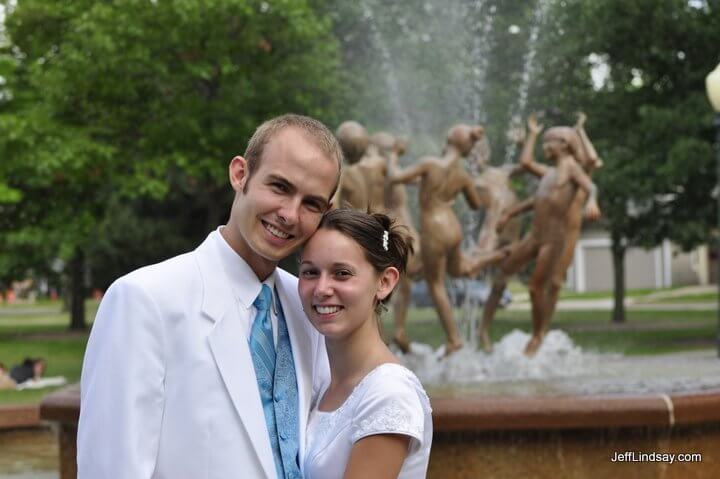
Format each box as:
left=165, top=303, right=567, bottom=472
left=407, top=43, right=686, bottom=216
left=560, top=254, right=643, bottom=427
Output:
left=382, top=230, right=389, bottom=251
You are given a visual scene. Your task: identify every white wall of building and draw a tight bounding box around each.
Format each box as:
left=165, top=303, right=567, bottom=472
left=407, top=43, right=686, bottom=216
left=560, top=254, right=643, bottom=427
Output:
left=567, top=234, right=707, bottom=292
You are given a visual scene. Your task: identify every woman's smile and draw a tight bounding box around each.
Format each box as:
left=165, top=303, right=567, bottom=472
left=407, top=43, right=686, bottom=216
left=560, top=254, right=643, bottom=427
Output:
left=299, top=229, right=379, bottom=338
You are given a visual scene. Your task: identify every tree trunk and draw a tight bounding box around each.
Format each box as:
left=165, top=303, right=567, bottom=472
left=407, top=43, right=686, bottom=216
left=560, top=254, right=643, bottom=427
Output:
left=69, top=249, right=87, bottom=331
left=610, top=230, right=626, bottom=324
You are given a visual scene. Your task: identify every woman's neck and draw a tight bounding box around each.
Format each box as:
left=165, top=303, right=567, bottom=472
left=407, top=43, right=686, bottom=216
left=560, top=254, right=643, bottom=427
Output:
left=324, top=316, right=393, bottom=389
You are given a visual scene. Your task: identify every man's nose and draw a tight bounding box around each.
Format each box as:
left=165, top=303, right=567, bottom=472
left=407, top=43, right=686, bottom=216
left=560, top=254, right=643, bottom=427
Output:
left=278, top=197, right=301, bottom=226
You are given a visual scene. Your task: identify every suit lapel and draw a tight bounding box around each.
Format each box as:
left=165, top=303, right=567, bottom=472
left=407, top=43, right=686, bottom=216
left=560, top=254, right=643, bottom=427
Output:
left=195, top=235, right=276, bottom=479
left=275, top=273, right=314, bottom=463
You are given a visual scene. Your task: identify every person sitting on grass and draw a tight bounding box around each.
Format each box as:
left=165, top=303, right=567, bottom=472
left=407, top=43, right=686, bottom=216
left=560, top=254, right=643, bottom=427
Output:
left=0, top=362, right=17, bottom=390
left=9, top=357, right=46, bottom=385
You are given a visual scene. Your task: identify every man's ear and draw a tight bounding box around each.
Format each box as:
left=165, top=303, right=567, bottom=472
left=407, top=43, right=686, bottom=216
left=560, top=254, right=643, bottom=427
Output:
left=376, top=267, right=400, bottom=302
left=229, top=156, right=249, bottom=192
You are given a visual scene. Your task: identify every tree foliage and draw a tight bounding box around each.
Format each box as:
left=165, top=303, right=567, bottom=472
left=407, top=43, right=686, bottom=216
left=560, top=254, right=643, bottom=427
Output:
left=528, top=0, right=719, bottom=320
left=0, top=0, right=347, bottom=327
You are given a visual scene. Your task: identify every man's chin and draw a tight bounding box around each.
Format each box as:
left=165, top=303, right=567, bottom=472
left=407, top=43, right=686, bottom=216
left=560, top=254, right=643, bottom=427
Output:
left=256, top=240, right=299, bottom=263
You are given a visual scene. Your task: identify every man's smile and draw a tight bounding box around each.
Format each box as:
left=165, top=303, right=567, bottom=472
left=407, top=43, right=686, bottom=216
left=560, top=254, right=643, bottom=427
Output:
left=262, top=220, right=293, bottom=240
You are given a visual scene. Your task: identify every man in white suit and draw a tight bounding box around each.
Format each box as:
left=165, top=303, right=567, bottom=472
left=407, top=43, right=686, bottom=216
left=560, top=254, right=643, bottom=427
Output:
left=78, top=114, right=342, bottom=478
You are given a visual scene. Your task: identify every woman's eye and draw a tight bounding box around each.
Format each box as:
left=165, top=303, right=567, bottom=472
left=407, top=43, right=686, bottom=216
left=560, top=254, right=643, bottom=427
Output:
left=300, top=270, right=318, bottom=278
left=335, top=270, right=352, bottom=278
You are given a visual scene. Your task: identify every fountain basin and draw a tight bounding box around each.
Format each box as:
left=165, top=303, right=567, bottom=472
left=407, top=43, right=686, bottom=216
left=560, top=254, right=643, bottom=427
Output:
left=0, top=405, right=40, bottom=430
left=432, top=389, right=720, bottom=431
left=36, top=382, right=720, bottom=478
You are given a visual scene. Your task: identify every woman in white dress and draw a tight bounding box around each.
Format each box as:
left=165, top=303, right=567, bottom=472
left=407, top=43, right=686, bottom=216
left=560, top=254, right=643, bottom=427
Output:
left=299, top=209, right=432, bottom=479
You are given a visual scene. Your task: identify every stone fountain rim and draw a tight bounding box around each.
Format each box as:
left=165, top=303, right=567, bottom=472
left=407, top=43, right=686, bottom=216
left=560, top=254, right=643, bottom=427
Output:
left=430, top=388, right=720, bottom=432
left=32, top=384, right=720, bottom=433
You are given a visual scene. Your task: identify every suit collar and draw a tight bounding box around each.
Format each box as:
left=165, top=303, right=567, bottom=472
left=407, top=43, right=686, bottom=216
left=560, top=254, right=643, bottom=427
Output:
left=197, top=230, right=277, bottom=478
left=208, top=308, right=277, bottom=479
left=196, top=229, right=280, bottom=323
left=197, top=231, right=318, bottom=478
left=212, top=227, right=264, bottom=310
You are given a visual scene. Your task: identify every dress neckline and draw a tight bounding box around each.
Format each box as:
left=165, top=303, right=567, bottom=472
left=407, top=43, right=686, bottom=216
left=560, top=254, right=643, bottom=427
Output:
left=316, top=362, right=409, bottom=414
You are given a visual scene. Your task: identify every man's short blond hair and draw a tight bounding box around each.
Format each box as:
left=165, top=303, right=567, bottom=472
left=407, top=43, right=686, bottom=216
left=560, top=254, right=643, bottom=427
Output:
left=243, top=114, right=343, bottom=197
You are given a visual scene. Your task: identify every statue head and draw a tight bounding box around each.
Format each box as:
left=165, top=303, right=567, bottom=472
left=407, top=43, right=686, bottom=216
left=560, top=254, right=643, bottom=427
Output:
left=336, top=121, right=369, bottom=165
left=445, top=124, right=484, bottom=156
left=543, top=126, right=602, bottom=171
left=542, top=127, right=581, bottom=161
left=371, top=131, right=407, bottom=158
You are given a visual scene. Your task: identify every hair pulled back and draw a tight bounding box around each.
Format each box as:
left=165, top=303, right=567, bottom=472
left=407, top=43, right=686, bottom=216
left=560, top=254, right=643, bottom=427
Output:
left=317, top=208, right=414, bottom=310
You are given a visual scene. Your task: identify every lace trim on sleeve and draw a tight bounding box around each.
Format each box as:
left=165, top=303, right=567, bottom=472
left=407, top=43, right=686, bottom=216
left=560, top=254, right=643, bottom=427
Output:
left=351, top=399, right=423, bottom=443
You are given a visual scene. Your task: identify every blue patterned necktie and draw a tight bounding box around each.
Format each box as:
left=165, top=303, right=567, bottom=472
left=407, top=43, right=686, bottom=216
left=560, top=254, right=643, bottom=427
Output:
left=250, top=284, right=284, bottom=478
left=251, top=285, right=276, bottom=379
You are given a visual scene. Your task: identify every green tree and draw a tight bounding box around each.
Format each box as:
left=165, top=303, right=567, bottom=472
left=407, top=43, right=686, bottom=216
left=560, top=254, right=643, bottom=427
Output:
left=528, top=0, right=719, bottom=322
left=0, top=0, right=346, bottom=328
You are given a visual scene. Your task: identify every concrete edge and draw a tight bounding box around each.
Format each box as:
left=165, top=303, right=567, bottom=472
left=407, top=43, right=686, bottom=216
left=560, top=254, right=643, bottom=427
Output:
left=29, top=384, right=720, bottom=433
left=431, top=388, right=720, bottom=431
left=0, top=404, right=41, bottom=429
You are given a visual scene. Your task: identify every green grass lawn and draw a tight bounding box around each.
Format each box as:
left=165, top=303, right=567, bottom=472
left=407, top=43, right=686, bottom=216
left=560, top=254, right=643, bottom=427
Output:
left=0, top=301, right=96, bottom=405
left=0, top=299, right=717, bottom=405
left=381, top=307, right=717, bottom=355
left=557, top=288, right=658, bottom=300
left=506, top=281, right=661, bottom=300
left=636, top=292, right=719, bottom=303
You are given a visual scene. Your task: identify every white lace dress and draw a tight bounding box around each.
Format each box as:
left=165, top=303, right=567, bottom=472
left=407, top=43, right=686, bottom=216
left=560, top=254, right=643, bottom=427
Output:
left=304, top=363, right=432, bottom=479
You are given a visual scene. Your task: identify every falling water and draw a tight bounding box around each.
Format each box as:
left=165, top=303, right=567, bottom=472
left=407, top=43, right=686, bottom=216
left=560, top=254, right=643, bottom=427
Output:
left=454, top=0, right=498, bottom=347
left=358, top=0, right=413, bottom=134
left=343, top=0, right=548, bottom=347
left=456, top=139, right=493, bottom=349
left=468, top=0, right=497, bottom=123
left=504, top=0, right=550, bottom=164
left=396, top=331, right=720, bottom=396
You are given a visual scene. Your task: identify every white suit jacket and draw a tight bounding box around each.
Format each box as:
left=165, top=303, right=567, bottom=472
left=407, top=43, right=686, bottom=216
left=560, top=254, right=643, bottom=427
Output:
left=78, top=231, right=329, bottom=479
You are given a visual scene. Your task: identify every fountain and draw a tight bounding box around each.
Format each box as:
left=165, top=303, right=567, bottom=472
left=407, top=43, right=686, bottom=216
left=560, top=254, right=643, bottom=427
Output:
left=327, top=2, right=720, bottom=477
left=35, top=2, right=720, bottom=478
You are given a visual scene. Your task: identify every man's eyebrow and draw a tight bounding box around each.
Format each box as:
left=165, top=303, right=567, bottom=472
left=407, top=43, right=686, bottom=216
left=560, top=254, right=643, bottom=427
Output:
left=267, top=174, right=294, bottom=189
left=308, top=194, right=329, bottom=208
left=267, top=174, right=327, bottom=206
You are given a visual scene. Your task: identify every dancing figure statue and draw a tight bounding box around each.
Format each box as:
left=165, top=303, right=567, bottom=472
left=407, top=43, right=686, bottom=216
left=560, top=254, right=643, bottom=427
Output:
left=390, top=124, right=508, bottom=355
left=483, top=113, right=601, bottom=356
left=469, top=135, right=523, bottom=256
left=335, top=121, right=370, bottom=210
left=372, top=132, right=423, bottom=352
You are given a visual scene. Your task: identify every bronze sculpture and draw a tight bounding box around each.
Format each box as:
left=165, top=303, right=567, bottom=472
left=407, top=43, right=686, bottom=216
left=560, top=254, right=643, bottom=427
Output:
left=335, top=121, right=370, bottom=210
left=470, top=136, right=523, bottom=257
left=335, top=124, right=422, bottom=352
left=484, top=113, right=601, bottom=356
left=466, top=136, right=524, bottom=353
left=372, top=132, right=423, bottom=352
left=390, top=124, right=508, bottom=355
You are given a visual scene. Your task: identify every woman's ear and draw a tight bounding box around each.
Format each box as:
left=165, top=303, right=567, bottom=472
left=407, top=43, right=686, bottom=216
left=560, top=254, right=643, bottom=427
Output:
left=376, top=267, right=400, bottom=301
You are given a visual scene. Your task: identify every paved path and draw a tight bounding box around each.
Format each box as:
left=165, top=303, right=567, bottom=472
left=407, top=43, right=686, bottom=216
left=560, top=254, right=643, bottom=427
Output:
left=0, top=306, right=63, bottom=317
left=508, top=299, right=717, bottom=311
left=508, top=284, right=718, bottom=311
